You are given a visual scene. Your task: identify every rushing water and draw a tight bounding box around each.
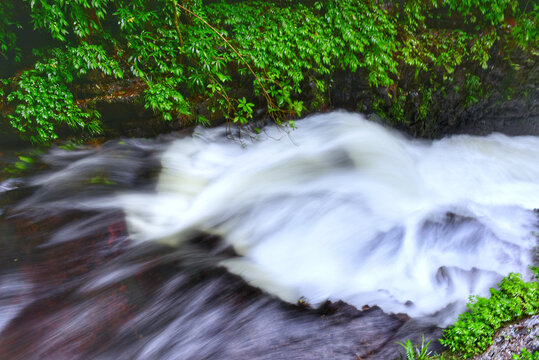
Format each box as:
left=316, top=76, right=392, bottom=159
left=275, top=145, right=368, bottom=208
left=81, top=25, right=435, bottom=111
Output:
left=0, top=112, right=537, bottom=359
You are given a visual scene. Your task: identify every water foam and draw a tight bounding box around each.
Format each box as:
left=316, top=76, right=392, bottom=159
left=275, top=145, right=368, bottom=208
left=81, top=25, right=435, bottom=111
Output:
left=121, top=112, right=539, bottom=325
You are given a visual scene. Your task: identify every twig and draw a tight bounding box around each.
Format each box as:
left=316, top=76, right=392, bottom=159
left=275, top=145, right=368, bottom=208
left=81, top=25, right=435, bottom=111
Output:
left=171, top=0, right=184, bottom=49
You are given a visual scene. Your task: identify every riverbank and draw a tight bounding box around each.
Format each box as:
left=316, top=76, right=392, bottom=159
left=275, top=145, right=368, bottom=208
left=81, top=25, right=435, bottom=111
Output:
left=0, top=0, right=537, bottom=144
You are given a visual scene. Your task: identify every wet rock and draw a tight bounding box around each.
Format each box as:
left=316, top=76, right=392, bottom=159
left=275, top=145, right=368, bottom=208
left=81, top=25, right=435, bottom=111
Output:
left=473, top=315, right=539, bottom=360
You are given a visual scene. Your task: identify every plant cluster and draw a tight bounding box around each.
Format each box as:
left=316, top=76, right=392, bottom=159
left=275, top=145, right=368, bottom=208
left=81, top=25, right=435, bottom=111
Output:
left=5, top=43, right=123, bottom=142
left=0, top=0, right=537, bottom=143
left=398, top=267, right=539, bottom=360
left=398, top=335, right=435, bottom=360
left=441, top=267, right=539, bottom=358
left=513, top=349, right=539, bottom=360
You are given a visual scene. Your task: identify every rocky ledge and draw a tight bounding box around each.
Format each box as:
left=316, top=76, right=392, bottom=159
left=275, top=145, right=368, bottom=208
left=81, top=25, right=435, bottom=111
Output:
left=473, top=315, right=539, bottom=360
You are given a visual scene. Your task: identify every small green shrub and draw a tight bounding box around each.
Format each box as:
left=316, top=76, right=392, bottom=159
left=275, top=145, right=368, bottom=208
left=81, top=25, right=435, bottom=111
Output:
left=398, top=335, right=433, bottom=360
left=5, top=43, right=122, bottom=143
left=464, top=74, right=484, bottom=107
left=513, top=349, right=539, bottom=360
left=145, top=78, right=191, bottom=122
left=511, top=4, right=538, bottom=50
left=0, top=2, right=19, bottom=61
left=441, top=267, right=539, bottom=358
left=444, top=0, right=517, bottom=25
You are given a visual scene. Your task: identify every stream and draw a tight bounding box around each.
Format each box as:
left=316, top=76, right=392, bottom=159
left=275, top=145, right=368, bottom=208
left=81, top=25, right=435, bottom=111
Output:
left=0, top=112, right=538, bottom=359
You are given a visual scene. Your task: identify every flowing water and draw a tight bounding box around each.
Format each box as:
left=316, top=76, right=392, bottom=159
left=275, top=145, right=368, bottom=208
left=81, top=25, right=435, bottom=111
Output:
left=0, top=112, right=537, bottom=359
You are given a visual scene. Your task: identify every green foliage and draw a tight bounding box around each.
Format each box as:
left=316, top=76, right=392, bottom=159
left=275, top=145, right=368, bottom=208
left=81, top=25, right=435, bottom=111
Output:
left=513, top=349, right=539, bottom=360
left=397, top=0, right=503, bottom=75
left=418, top=87, right=434, bottom=122
left=398, top=335, right=433, bottom=360
left=213, top=0, right=397, bottom=91
left=0, top=2, right=20, bottom=61
left=145, top=78, right=190, bottom=122
left=323, top=0, right=398, bottom=88
left=444, top=0, right=517, bottom=25
left=464, top=74, right=483, bottom=107
left=234, top=97, right=254, bottom=125
left=511, top=4, right=539, bottom=50
left=0, top=0, right=537, bottom=142
left=389, top=92, right=407, bottom=124
left=389, top=0, right=534, bottom=131
left=440, top=267, right=539, bottom=358
left=25, top=0, right=111, bottom=41
left=7, top=69, right=95, bottom=143
left=5, top=43, right=122, bottom=143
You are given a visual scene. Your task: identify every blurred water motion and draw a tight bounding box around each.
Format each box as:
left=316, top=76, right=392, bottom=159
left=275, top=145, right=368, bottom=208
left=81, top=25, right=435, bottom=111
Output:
left=0, top=112, right=537, bottom=359
left=125, top=112, right=538, bottom=322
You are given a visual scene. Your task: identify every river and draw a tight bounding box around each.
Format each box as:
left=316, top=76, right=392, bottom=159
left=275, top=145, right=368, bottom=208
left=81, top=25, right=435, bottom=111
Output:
left=0, top=112, right=537, bottom=359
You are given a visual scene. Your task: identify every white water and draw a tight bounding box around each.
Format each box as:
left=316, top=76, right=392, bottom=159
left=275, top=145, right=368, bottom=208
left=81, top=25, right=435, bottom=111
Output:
left=120, top=112, right=539, bottom=326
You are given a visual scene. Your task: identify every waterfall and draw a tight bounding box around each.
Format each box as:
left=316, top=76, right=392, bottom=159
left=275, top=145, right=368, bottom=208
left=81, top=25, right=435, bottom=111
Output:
left=1, top=111, right=538, bottom=359
left=119, top=112, right=539, bottom=326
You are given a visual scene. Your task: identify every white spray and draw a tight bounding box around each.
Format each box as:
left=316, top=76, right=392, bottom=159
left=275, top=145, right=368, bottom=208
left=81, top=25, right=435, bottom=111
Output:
left=120, top=112, right=539, bottom=326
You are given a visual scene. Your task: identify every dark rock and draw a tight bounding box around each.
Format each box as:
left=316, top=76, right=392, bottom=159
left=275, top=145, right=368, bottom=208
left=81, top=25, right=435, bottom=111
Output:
left=473, top=315, right=539, bottom=360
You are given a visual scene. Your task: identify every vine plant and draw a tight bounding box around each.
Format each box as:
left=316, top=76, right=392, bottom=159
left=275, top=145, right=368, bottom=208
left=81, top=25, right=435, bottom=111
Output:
left=0, top=0, right=537, bottom=143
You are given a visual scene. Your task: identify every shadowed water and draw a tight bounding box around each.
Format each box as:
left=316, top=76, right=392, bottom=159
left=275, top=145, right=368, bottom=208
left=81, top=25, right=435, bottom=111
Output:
left=0, top=112, right=537, bottom=359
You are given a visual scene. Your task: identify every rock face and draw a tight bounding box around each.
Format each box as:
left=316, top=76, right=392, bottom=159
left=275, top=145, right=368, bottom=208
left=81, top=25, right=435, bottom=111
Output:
left=473, top=315, right=539, bottom=360
left=329, top=47, right=538, bottom=139
left=451, top=50, right=538, bottom=138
